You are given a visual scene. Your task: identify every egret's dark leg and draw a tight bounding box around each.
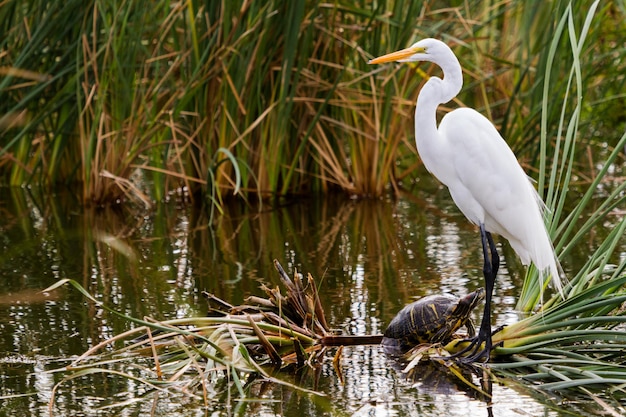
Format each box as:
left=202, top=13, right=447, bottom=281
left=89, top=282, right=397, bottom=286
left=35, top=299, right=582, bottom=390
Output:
left=452, top=223, right=499, bottom=362
left=470, top=223, right=499, bottom=361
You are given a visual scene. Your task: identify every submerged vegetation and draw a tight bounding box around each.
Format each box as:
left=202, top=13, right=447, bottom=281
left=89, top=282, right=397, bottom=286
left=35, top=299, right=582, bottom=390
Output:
left=0, top=0, right=624, bottom=207
left=46, top=260, right=336, bottom=410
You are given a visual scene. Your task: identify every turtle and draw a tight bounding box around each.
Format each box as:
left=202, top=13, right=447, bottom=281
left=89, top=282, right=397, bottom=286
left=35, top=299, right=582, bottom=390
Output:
left=382, top=288, right=484, bottom=350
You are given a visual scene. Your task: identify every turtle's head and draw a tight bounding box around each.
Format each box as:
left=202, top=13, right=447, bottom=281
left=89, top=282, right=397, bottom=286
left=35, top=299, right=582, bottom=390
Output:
left=468, top=288, right=485, bottom=307
left=457, top=288, right=485, bottom=315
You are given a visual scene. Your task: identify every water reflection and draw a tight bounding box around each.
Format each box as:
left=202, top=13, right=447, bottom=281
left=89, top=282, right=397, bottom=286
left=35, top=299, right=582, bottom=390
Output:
left=0, top=186, right=599, bottom=416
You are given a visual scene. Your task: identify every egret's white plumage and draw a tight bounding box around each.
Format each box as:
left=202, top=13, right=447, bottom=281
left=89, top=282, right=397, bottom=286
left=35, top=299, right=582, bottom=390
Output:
left=370, top=38, right=562, bottom=361
left=437, top=108, right=560, bottom=285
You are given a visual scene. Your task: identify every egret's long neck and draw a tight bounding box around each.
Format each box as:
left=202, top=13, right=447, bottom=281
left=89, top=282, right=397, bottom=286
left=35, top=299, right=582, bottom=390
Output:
left=414, top=54, right=463, bottom=175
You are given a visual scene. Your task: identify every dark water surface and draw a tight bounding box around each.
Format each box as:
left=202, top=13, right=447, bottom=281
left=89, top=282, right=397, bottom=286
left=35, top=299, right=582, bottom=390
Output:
left=0, top=186, right=610, bottom=416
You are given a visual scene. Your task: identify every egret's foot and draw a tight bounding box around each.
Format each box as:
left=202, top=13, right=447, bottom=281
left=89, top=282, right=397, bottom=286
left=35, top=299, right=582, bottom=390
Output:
left=457, top=343, right=491, bottom=364
left=448, top=337, right=503, bottom=364
left=447, top=336, right=485, bottom=361
left=491, top=325, right=505, bottom=336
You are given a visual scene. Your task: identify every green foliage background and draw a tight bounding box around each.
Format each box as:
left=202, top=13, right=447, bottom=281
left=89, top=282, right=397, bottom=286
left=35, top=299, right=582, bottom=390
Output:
left=0, top=0, right=624, bottom=206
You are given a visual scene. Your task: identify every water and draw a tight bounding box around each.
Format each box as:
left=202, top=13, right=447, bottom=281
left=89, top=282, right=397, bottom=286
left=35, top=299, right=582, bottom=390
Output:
left=0, top=186, right=613, bottom=416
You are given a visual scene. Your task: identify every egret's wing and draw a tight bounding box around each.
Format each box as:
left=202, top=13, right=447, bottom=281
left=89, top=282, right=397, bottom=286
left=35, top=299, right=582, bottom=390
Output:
left=438, top=108, right=559, bottom=283
left=439, top=108, right=535, bottom=236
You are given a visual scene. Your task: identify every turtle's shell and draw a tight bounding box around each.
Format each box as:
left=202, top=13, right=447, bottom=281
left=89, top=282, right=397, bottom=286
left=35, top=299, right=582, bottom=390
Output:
left=383, top=289, right=484, bottom=349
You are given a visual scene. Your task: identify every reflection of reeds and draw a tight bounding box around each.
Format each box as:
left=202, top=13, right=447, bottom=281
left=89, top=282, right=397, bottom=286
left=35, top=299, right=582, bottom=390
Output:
left=1, top=1, right=624, bottom=207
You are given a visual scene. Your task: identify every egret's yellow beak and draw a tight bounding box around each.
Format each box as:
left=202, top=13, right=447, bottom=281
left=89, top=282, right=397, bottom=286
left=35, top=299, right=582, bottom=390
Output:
left=368, top=46, right=425, bottom=64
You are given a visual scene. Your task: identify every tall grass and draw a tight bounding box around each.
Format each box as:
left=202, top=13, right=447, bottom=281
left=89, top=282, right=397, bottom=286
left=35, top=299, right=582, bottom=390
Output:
left=515, top=0, right=626, bottom=311
left=0, top=0, right=624, bottom=207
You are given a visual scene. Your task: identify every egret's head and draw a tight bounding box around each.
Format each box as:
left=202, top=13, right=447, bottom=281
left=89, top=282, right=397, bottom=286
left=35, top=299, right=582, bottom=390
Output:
left=368, top=38, right=449, bottom=65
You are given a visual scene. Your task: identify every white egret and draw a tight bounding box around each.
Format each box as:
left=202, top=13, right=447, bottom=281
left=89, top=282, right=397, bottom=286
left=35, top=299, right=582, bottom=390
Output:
left=369, top=38, right=563, bottom=361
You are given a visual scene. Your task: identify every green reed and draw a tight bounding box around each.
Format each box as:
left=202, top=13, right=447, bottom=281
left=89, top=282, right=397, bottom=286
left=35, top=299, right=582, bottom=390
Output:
left=0, top=0, right=624, bottom=208
left=516, top=0, right=626, bottom=311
